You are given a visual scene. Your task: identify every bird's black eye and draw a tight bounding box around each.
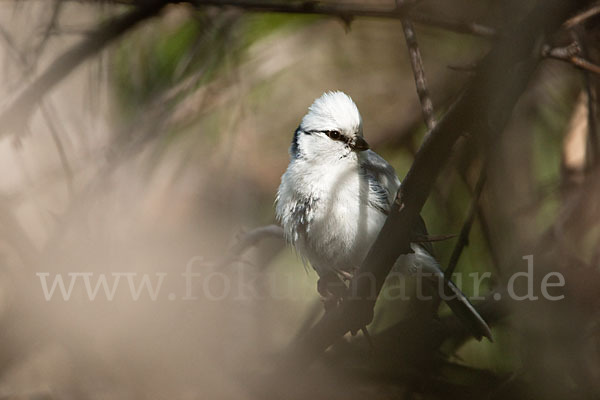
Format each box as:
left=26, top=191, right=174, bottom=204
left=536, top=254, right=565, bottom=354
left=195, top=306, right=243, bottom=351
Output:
left=325, top=130, right=341, bottom=140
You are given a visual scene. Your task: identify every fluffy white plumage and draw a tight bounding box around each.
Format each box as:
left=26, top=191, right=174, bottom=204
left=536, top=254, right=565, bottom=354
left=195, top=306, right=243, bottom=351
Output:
left=275, top=91, right=492, bottom=341
left=276, top=91, right=421, bottom=276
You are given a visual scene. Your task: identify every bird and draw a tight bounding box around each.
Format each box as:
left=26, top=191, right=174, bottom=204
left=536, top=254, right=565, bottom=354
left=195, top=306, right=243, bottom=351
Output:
left=275, top=91, right=492, bottom=341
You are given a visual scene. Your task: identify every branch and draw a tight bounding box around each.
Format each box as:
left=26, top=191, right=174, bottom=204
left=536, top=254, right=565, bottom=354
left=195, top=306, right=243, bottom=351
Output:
left=285, top=0, right=591, bottom=369
left=408, top=11, right=497, bottom=38
left=0, top=0, right=496, bottom=136
left=40, top=103, right=75, bottom=197
left=398, top=1, right=436, bottom=130
left=29, top=0, right=65, bottom=70
left=412, top=233, right=456, bottom=243
left=190, top=0, right=496, bottom=37
left=215, top=224, right=284, bottom=270
left=445, top=166, right=486, bottom=277
left=229, top=224, right=284, bottom=257
left=543, top=42, right=600, bottom=75
left=564, top=3, right=600, bottom=28
left=578, top=25, right=600, bottom=170
left=0, top=0, right=170, bottom=138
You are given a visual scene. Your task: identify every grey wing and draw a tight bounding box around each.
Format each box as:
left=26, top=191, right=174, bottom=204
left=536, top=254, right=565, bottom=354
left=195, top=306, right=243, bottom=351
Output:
left=361, top=150, right=434, bottom=256
left=360, top=150, right=401, bottom=215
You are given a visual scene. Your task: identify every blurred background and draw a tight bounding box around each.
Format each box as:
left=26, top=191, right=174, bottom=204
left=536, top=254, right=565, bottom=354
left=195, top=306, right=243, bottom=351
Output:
left=0, top=0, right=599, bottom=399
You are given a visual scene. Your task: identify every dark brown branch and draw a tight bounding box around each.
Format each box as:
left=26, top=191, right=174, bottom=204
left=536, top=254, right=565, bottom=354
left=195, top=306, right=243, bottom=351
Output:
left=445, top=167, right=486, bottom=277
left=285, top=0, right=591, bottom=369
left=0, top=0, right=170, bottom=137
left=190, top=0, right=496, bottom=37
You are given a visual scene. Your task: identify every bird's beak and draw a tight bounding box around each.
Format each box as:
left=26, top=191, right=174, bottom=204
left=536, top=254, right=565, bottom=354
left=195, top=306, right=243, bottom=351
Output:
left=351, top=136, right=370, bottom=152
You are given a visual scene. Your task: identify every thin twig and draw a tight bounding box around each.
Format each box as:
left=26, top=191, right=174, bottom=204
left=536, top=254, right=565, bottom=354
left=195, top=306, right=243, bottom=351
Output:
left=215, top=224, right=284, bottom=269
left=29, top=0, right=65, bottom=70
left=543, top=43, right=600, bottom=75
left=229, top=224, right=284, bottom=255
left=397, top=0, right=483, bottom=278
left=0, top=9, right=75, bottom=198
left=408, top=11, right=497, bottom=38
left=412, top=233, right=456, bottom=243
left=564, top=3, right=600, bottom=28
left=39, top=103, right=75, bottom=197
left=398, top=0, right=436, bottom=130
left=445, top=166, right=486, bottom=277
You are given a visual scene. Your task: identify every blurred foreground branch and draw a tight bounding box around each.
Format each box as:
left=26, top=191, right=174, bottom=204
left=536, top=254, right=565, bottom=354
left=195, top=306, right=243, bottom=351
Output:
left=0, top=0, right=495, bottom=138
left=0, top=0, right=170, bottom=137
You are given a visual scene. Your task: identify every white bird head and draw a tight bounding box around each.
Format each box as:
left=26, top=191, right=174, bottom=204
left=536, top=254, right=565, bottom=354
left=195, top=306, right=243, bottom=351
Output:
left=290, top=91, right=369, bottom=162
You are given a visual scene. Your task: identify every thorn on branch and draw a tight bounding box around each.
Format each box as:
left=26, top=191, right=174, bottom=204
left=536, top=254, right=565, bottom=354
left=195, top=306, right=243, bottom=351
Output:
left=338, top=13, right=354, bottom=32
left=446, top=61, right=479, bottom=73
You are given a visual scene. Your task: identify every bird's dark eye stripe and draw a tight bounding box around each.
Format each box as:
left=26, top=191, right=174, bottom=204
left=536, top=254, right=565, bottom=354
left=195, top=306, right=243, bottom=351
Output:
left=305, top=129, right=350, bottom=144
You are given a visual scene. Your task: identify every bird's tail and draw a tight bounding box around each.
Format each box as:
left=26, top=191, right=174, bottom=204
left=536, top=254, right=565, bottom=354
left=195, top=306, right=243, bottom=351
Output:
left=440, top=278, right=493, bottom=342
left=404, top=243, right=492, bottom=341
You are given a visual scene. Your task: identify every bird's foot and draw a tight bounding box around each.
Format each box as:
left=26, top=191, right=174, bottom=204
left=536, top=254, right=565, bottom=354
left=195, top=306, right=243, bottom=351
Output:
left=317, top=272, right=349, bottom=311
left=334, top=268, right=355, bottom=282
